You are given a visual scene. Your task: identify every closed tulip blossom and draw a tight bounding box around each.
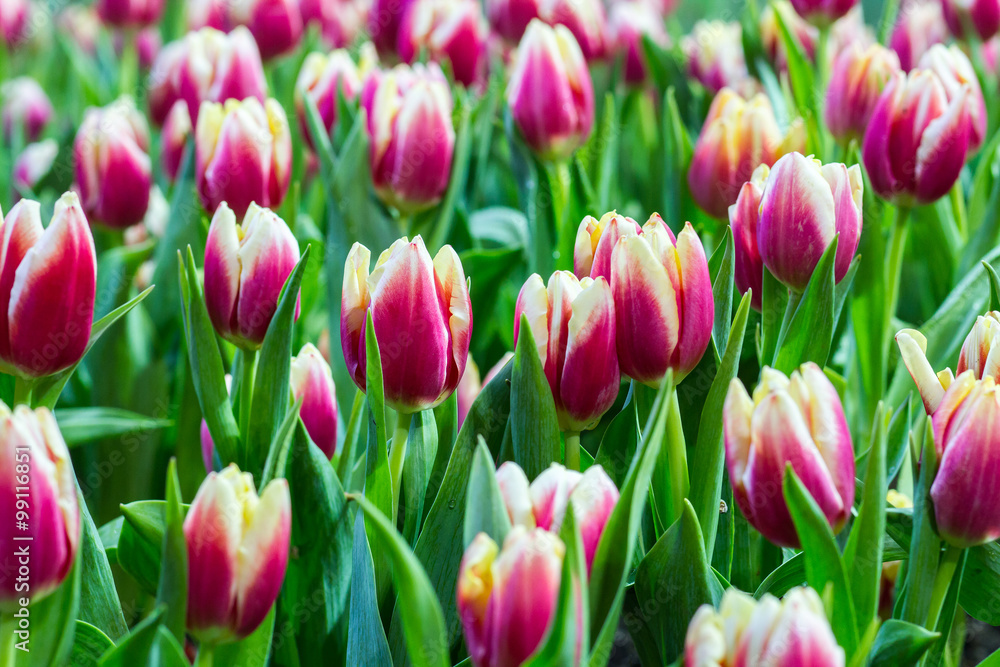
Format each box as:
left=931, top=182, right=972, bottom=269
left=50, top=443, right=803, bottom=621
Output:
left=611, top=218, right=714, bottom=384
left=538, top=0, right=607, bottom=60
left=684, top=587, right=845, bottom=667
left=683, top=21, right=755, bottom=96
left=0, top=404, right=80, bottom=607
left=457, top=527, right=571, bottom=667
left=790, top=0, right=856, bottom=27
left=0, top=194, right=97, bottom=378
left=889, top=1, right=947, bottom=70
left=295, top=49, right=363, bottom=151
left=96, top=0, right=164, bottom=27
left=397, top=0, right=488, bottom=86
left=573, top=210, right=642, bottom=281
left=160, top=100, right=192, bottom=182
left=495, top=461, right=619, bottom=571
left=290, top=343, right=338, bottom=459
left=301, top=0, right=370, bottom=47
left=368, top=0, right=416, bottom=54
left=1, top=77, right=52, bottom=143
left=724, top=363, right=855, bottom=548
left=825, top=43, right=901, bottom=143
left=958, top=312, right=1000, bottom=381
left=942, top=0, right=1000, bottom=40
left=487, top=0, right=540, bottom=43
left=0, top=0, right=29, bottom=48
left=195, top=97, right=292, bottom=217
left=757, top=153, right=863, bottom=292
left=919, top=44, right=987, bottom=151
left=728, top=164, right=768, bottom=310
left=341, top=236, right=472, bottom=414
left=203, top=203, right=301, bottom=350
left=362, top=63, right=456, bottom=212
left=12, top=140, right=58, bottom=199
left=515, top=271, right=619, bottom=433
left=228, top=0, right=304, bottom=60
left=608, top=0, right=669, bottom=84
left=507, top=20, right=595, bottom=161
left=185, top=464, right=291, bottom=644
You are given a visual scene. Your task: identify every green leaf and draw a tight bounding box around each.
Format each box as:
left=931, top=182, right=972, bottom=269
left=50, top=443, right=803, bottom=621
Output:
left=985, top=260, right=1000, bottom=312
left=19, top=543, right=81, bottom=667
left=759, top=266, right=788, bottom=366
left=403, top=409, right=438, bottom=545
left=593, top=387, right=639, bottom=489
left=261, top=397, right=303, bottom=487
left=651, top=379, right=687, bottom=533
left=467, top=206, right=529, bottom=249
left=868, top=619, right=940, bottom=667
left=155, top=460, right=187, bottom=643
left=511, top=314, right=561, bottom=479
left=97, top=607, right=164, bottom=666
left=900, top=418, right=941, bottom=625
left=68, top=621, right=115, bottom=667
left=463, top=437, right=512, bottom=547
left=351, top=494, right=449, bottom=667
left=460, top=247, right=524, bottom=330
left=346, top=512, right=392, bottom=667
left=55, top=407, right=171, bottom=447
left=425, top=391, right=458, bottom=515
left=336, top=390, right=367, bottom=489
left=213, top=605, right=276, bottom=667
left=76, top=482, right=128, bottom=641
left=708, top=227, right=735, bottom=359
left=772, top=1, right=820, bottom=151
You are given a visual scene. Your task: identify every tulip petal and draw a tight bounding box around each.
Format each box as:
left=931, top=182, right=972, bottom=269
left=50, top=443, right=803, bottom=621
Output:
left=673, top=223, right=714, bottom=377
left=496, top=462, right=536, bottom=528
left=235, top=207, right=300, bottom=346
left=341, top=243, right=372, bottom=390
left=234, top=479, right=291, bottom=638
left=204, top=203, right=241, bottom=341
left=0, top=200, right=43, bottom=365
left=433, top=245, right=472, bottom=402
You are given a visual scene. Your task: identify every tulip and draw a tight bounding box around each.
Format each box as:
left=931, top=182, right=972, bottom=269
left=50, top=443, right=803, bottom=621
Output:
left=487, top=0, right=539, bottom=43
left=918, top=44, right=987, bottom=152
left=229, top=0, right=304, bottom=60
left=341, top=236, right=472, bottom=414
left=789, top=0, right=856, bottom=27
left=456, top=358, right=481, bottom=428
left=301, top=0, right=370, bottom=47
left=0, top=403, right=80, bottom=608
left=74, top=99, right=153, bottom=229
left=728, top=164, right=768, bottom=310
left=203, top=203, right=301, bottom=349
left=368, top=0, right=417, bottom=55
left=495, top=461, right=619, bottom=571
left=161, top=100, right=192, bottom=182
left=507, top=20, right=595, bottom=161
left=757, top=153, right=863, bottom=292
left=187, top=0, right=228, bottom=30
left=290, top=343, right=339, bottom=459
left=184, top=464, right=291, bottom=643
left=12, top=140, right=58, bottom=199
left=610, top=218, right=714, bottom=384
left=457, top=527, right=569, bottom=667
left=683, top=21, right=755, bottom=96
left=958, top=312, right=1000, bottom=381
left=862, top=68, right=971, bottom=205
left=889, top=1, right=947, bottom=71
left=398, top=0, right=488, bottom=87
left=361, top=63, right=455, bottom=212
left=824, top=43, right=901, bottom=143
left=295, top=50, right=364, bottom=151
left=684, top=587, right=845, bottom=667
left=96, top=0, right=164, bottom=27
left=57, top=5, right=101, bottom=54
left=724, top=363, right=855, bottom=548
left=608, top=0, right=669, bottom=84
left=1, top=78, right=52, bottom=144
left=760, top=2, right=818, bottom=71
left=515, top=271, right=618, bottom=432
left=895, top=328, right=954, bottom=414
left=195, top=97, right=292, bottom=217
left=0, top=194, right=97, bottom=378
left=538, top=0, right=606, bottom=60
left=149, top=27, right=268, bottom=126
left=0, top=0, right=29, bottom=48
left=942, top=0, right=1000, bottom=40
left=572, top=210, right=641, bottom=281
left=687, top=88, right=800, bottom=219
left=930, top=371, right=1000, bottom=547
left=828, top=6, right=875, bottom=56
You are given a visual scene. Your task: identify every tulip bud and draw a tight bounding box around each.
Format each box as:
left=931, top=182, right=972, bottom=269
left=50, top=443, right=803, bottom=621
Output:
left=0, top=0, right=29, bottom=49
left=539, top=0, right=607, bottom=60
left=341, top=236, right=472, bottom=414
left=290, top=343, right=339, bottom=459
left=487, top=0, right=540, bottom=43
left=185, top=464, right=291, bottom=643
left=684, top=587, right=845, bottom=667
left=824, top=43, right=901, bottom=143
left=918, top=44, right=987, bottom=152
left=757, top=153, right=863, bottom=292
left=204, top=203, right=301, bottom=349
left=149, top=27, right=268, bottom=126
left=724, top=363, right=855, bottom=548
left=862, top=68, right=971, bottom=205
left=398, top=0, right=488, bottom=86
left=457, top=527, right=569, bottom=667
left=683, top=21, right=755, bottom=96
left=1, top=78, right=52, bottom=144
left=760, top=2, right=818, bottom=71
left=573, top=210, right=641, bottom=281
left=195, top=97, right=292, bottom=217
left=895, top=328, right=954, bottom=414
left=0, top=194, right=97, bottom=378
left=230, top=0, right=304, bottom=60
left=728, top=164, right=768, bottom=311
left=958, top=312, right=1000, bottom=381
left=608, top=0, right=669, bottom=84
left=515, top=270, right=619, bottom=432
left=889, top=1, right=947, bottom=71
left=456, top=358, right=481, bottom=428
left=160, top=100, right=192, bottom=183
left=942, top=0, right=1000, bottom=40
left=930, top=372, right=1000, bottom=547
left=96, top=0, right=165, bottom=28
left=295, top=50, right=364, bottom=151
left=789, top=0, right=856, bottom=27
left=301, top=0, right=370, bottom=47
left=0, top=403, right=80, bottom=608
left=610, top=218, right=713, bottom=384
left=507, top=20, right=595, bottom=161
left=495, top=461, right=619, bottom=571
left=74, top=99, right=153, bottom=229
left=368, top=0, right=417, bottom=55
left=12, top=140, right=58, bottom=199
left=57, top=5, right=101, bottom=54
left=362, top=63, right=456, bottom=212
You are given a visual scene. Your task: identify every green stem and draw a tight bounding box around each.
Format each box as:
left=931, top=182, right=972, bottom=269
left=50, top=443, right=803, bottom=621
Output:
left=551, top=161, right=572, bottom=270
left=12, top=377, right=32, bottom=407
left=119, top=33, right=138, bottom=98
left=239, top=349, right=258, bottom=449
left=565, top=432, right=581, bottom=471
left=950, top=182, right=968, bottom=241
left=665, top=387, right=689, bottom=521
left=0, top=614, right=16, bottom=667
left=389, top=412, right=412, bottom=525
left=884, top=206, right=911, bottom=335
left=925, top=545, right=963, bottom=632
left=194, top=643, right=215, bottom=667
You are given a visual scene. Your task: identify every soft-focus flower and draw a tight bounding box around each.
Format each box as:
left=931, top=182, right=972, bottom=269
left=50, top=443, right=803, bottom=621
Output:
left=889, top=1, right=947, bottom=71
left=757, top=153, right=863, bottom=292
left=0, top=0, right=29, bottom=48
left=728, top=164, right=768, bottom=310
left=573, top=210, right=642, bottom=281
left=1, top=77, right=52, bottom=144
left=361, top=63, right=455, bottom=212
left=487, top=0, right=540, bottom=43
left=398, top=0, right=488, bottom=86
left=341, top=236, right=472, bottom=414
left=611, top=218, right=713, bottom=384
left=507, top=20, right=595, bottom=161
left=195, top=97, right=292, bottom=217
left=368, top=0, right=417, bottom=55
left=290, top=343, right=338, bottom=459
left=790, top=0, right=856, bottom=27
left=684, top=587, right=845, bottom=667
left=12, top=140, right=58, bottom=199
left=828, top=6, right=874, bottom=57
left=537, top=0, right=606, bottom=59
left=203, top=203, right=301, bottom=349
left=57, top=5, right=101, bottom=54
left=724, top=363, right=855, bottom=548
left=301, top=0, right=371, bottom=47
left=825, top=43, right=901, bottom=143
left=608, top=0, right=669, bottom=84
left=930, top=371, right=1000, bottom=547
left=295, top=50, right=364, bottom=151
left=229, top=0, right=304, bottom=60
left=187, top=0, right=228, bottom=29
left=683, top=21, right=755, bottom=96
left=185, top=464, right=290, bottom=643
left=74, top=99, right=153, bottom=229
left=456, top=358, right=481, bottom=428
left=515, top=270, right=618, bottom=432
left=0, top=194, right=97, bottom=378
left=942, top=0, right=1000, bottom=40
left=96, top=0, right=165, bottom=28
left=0, top=403, right=80, bottom=608
left=918, top=44, right=987, bottom=151
left=895, top=328, right=954, bottom=414
left=457, top=527, right=570, bottom=667
left=161, top=100, right=192, bottom=182
left=760, top=1, right=818, bottom=71
left=495, top=461, right=619, bottom=571
left=688, top=88, right=801, bottom=219
left=958, top=312, right=1000, bottom=381
left=149, top=27, right=268, bottom=126
left=862, top=68, right=971, bottom=205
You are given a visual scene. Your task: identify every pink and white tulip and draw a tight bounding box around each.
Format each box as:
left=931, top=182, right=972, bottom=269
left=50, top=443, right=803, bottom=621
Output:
left=918, top=44, right=987, bottom=152
left=683, top=21, right=755, bottom=96
left=0, top=0, right=29, bottom=48
left=537, top=0, right=607, bottom=60
left=96, top=0, right=164, bottom=28
left=12, top=140, right=58, bottom=199
left=341, top=236, right=472, bottom=414
left=895, top=328, right=953, bottom=414
left=1, top=78, right=52, bottom=144
left=184, top=464, right=291, bottom=643
left=295, top=49, right=364, bottom=151
left=301, top=0, right=371, bottom=47
left=0, top=194, right=97, bottom=378
left=889, top=1, right=947, bottom=70
left=487, top=0, right=540, bottom=43
left=397, top=0, right=488, bottom=86
left=290, top=343, right=338, bottom=459
left=958, top=312, right=1000, bottom=381
left=724, top=363, right=855, bottom=548
left=229, top=0, right=304, bottom=60
left=790, top=0, right=857, bottom=27
left=824, top=43, right=901, bottom=143
left=160, top=100, right=192, bottom=183
left=610, top=218, right=714, bottom=384
left=573, top=210, right=642, bottom=281
left=728, top=164, right=768, bottom=311
left=368, top=0, right=417, bottom=55
left=608, top=0, right=669, bottom=84
left=942, top=0, right=1000, bottom=40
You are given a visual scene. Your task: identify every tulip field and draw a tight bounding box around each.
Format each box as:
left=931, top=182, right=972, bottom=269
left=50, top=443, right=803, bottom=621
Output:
left=6, top=0, right=1000, bottom=665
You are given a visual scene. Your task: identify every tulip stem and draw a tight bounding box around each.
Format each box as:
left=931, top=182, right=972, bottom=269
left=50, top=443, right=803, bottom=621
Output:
left=884, top=206, right=910, bottom=334
left=924, top=545, right=963, bottom=632
left=390, top=412, right=412, bottom=525
left=239, top=349, right=259, bottom=448
left=194, top=643, right=215, bottom=667
left=12, top=377, right=32, bottom=407
left=0, top=614, right=15, bottom=667
left=565, top=432, right=581, bottom=471
left=949, top=183, right=968, bottom=240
